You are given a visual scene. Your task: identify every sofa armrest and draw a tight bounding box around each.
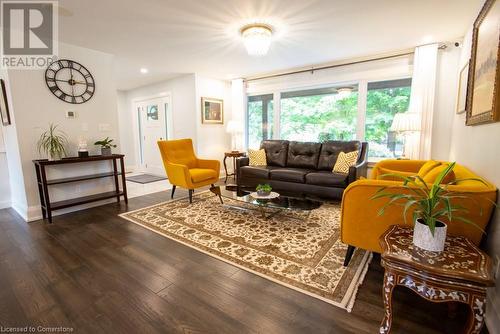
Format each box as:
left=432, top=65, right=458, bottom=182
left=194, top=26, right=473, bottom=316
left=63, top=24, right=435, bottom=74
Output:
left=197, top=159, right=220, bottom=175
left=348, top=160, right=368, bottom=184
left=236, top=157, right=249, bottom=182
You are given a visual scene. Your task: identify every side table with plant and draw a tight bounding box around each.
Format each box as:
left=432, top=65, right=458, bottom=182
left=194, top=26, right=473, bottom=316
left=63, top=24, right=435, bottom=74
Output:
left=372, top=162, right=495, bottom=252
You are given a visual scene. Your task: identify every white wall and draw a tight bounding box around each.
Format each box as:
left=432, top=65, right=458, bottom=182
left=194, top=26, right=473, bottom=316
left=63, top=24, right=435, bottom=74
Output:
left=120, top=74, right=197, bottom=170
left=119, top=74, right=232, bottom=174
left=431, top=45, right=461, bottom=160
left=195, top=74, right=232, bottom=161
left=0, top=125, right=11, bottom=209
left=5, top=42, right=119, bottom=221
left=447, top=5, right=500, bottom=330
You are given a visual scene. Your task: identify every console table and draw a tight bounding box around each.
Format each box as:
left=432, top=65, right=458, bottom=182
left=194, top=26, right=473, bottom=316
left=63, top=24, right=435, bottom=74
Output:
left=33, top=154, right=128, bottom=223
left=379, top=225, right=494, bottom=334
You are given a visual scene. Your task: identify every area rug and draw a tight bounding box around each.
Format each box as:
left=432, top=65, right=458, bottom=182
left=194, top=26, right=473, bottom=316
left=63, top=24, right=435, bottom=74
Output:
left=126, top=174, right=167, bottom=184
left=119, top=191, right=371, bottom=311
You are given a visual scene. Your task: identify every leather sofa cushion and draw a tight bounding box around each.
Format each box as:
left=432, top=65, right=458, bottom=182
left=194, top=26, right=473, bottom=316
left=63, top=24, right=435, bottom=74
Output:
left=240, top=166, right=276, bottom=179
left=305, top=171, right=348, bottom=187
left=261, top=140, right=289, bottom=167
left=189, top=168, right=218, bottom=183
left=286, top=141, right=321, bottom=169
left=269, top=168, right=310, bottom=183
left=317, top=141, right=361, bottom=170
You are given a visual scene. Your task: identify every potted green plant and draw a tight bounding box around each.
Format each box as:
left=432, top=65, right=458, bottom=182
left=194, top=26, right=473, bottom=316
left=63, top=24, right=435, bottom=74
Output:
left=94, top=137, right=117, bottom=156
left=37, top=124, right=68, bottom=161
left=256, top=184, right=272, bottom=197
left=372, top=162, right=488, bottom=252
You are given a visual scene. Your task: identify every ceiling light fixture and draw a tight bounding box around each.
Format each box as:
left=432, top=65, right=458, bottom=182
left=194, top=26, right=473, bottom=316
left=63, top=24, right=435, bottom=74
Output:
left=240, top=24, right=273, bottom=56
left=140, top=68, right=148, bottom=74
left=337, top=87, right=353, bottom=98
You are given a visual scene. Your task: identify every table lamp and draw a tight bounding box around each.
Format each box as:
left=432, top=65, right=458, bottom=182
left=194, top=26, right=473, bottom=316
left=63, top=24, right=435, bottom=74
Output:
left=226, top=120, right=242, bottom=152
left=390, top=112, right=421, bottom=158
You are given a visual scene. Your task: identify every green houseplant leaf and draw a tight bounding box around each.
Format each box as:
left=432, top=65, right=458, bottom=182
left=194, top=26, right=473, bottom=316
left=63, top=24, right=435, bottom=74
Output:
left=371, top=162, right=494, bottom=236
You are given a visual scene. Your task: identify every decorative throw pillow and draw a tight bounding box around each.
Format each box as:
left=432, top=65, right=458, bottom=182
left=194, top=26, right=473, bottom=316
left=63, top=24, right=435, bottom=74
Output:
left=376, top=167, right=416, bottom=181
left=333, top=151, right=358, bottom=174
left=423, top=164, right=456, bottom=184
left=417, top=160, right=441, bottom=179
left=248, top=149, right=267, bottom=166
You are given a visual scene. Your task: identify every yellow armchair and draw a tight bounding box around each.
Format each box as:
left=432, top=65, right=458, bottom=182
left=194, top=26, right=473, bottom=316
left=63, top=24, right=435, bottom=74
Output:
left=158, top=139, right=220, bottom=203
left=341, top=159, right=497, bottom=265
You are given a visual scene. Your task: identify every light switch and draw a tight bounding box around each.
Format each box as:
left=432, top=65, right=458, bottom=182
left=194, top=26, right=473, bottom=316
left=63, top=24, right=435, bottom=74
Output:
left=66, top=110, right=76, bottom=118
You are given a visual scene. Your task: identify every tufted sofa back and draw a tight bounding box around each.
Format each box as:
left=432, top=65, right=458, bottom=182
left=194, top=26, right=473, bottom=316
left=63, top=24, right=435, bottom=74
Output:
left=260, top=140, right=289, bottom=167
left=287, top=141, right=322, bottom=169
left=317, top=141, right=362, bottom=170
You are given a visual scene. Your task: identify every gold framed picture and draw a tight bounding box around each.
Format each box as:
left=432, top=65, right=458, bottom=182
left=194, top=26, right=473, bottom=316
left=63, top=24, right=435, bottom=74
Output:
left=466, top=0, right=500, bottom=125
left=0, top=79, right=11, bottom=126
left=456, top=61, right=469, bottom=114
left=201, top=97, right=223, bottom=124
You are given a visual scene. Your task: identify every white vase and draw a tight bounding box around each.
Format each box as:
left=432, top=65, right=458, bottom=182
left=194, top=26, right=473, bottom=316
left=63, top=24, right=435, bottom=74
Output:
left=413, top=218, right=447, bottom=252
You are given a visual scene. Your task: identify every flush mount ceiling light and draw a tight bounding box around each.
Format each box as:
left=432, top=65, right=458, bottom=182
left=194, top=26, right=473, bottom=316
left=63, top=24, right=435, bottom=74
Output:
left=337, top=87, right=353, bottom=98
left=140, top=68, right=148, bottom=74
left=240, top=24, right=273, bottom=56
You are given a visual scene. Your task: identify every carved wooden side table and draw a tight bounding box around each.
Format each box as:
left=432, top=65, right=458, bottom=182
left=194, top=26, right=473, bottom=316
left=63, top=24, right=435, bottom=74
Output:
left=379, top=225, right=494, bottom=334
left=223, top=151, right=245, bottom=183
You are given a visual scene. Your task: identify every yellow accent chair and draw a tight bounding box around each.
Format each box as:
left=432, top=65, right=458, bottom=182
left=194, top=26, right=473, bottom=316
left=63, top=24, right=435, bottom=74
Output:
left=341, top=159, right=497, bottom=265
left=158, top=138, right=220, bottom=203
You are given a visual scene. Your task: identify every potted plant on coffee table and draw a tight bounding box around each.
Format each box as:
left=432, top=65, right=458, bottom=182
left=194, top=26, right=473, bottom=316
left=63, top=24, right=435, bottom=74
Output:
left=372, top=162, right=489, bottom=252
left=94, top=137, right=117, bottom=156
left=37, top=124, right=68, bottom=161
left=256, top=184, right=272, bottom=197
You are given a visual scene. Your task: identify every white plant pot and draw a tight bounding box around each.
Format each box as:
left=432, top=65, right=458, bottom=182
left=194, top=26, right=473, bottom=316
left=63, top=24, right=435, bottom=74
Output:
left=413, top=218, right=447, bottom=252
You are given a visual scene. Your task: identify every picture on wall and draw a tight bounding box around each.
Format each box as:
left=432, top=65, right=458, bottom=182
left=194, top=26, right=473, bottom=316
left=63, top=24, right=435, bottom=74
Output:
left=0, top=79, right=11, bottom=126
left=466, top=0, right=499, bottom=125
left=201, top=97, right=223, bottom=124
left=456, top=61, right=469, bottom=114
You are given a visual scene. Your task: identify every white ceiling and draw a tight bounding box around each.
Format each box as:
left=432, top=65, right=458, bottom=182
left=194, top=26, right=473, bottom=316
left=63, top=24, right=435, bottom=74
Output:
left=57, top=0, right=483, bottom=90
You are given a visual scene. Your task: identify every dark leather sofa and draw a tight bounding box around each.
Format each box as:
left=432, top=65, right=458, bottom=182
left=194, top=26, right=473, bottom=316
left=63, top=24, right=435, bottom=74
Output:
left=236, top=140, right=368, bottom=199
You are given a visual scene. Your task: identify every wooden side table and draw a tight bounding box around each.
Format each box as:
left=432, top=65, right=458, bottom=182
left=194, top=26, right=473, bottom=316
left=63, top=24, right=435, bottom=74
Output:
left=379, top=225, right=494, bottom=334
left=223, top=151, right=245, bottom=183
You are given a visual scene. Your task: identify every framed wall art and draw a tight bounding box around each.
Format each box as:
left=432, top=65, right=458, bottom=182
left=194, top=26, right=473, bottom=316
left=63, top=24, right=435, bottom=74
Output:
left=466, top=0, right=500, bottom=125
left=456, top=61, right=469, bottom=114
left=201, top=97, right=223, bottom=124
left=0, top=79, right=11, bottom=126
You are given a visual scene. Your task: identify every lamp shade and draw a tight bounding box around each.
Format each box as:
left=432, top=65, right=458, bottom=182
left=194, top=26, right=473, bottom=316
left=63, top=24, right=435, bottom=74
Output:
left=226, top=120, right=242, bottom=134
left=390, top=112, right=421, bottom=132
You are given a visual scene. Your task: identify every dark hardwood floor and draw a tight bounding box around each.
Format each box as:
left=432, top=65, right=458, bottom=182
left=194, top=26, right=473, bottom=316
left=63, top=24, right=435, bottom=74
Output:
left=0, top=184, right=486, bottom=334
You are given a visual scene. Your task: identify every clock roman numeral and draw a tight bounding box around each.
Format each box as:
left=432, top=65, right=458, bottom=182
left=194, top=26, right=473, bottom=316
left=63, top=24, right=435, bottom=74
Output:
left=49, top=85, right=58, bottom=92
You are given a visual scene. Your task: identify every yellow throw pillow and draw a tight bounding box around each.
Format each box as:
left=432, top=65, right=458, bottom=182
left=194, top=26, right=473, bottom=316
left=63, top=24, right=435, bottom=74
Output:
left=422, top=164, right=456, bottom=184
left=333, top=151, right=358, bottom=174
left=417, top=160, right=441, bottom=178
left=248, top=149, right=267, bottom=166
left=376, top=167, right=416, bottom=181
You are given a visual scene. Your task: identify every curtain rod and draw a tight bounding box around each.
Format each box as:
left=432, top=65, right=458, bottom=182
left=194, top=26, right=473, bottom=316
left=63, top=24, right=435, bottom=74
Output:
left=244, top=44, right=446, bottom=83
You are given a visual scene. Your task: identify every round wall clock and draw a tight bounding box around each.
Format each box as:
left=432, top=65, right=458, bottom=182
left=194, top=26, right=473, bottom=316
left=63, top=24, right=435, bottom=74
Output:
left=45, top=59, right=95, bottom=104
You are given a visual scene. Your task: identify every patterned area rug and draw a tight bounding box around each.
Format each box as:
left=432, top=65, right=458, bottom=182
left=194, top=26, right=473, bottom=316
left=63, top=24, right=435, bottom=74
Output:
left=119, top=191, right=371, bottom=311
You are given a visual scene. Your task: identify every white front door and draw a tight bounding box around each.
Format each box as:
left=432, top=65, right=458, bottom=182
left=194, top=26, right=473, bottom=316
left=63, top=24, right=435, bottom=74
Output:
left=135, top=96, right=172, bottom=176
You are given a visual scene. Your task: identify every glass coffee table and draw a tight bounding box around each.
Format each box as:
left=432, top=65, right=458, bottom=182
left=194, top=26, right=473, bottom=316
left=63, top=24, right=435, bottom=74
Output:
left=209, top=185, right=323, bottom=220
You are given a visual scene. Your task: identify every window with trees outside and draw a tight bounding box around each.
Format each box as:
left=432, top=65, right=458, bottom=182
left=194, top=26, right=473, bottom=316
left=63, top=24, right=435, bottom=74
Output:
left=246, top=78, right=414, bottom=160
left=280, top=86, right=358, bottom=142
left=365, top=78, right=412, bottom=159
left=247, top=94, right=274, bottom=149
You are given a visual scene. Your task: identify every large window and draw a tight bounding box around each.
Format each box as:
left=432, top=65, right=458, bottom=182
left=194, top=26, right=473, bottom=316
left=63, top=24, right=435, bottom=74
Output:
left=247, top=94, right=273, bottom=149
left=365, top=79, right=412, bottom=159
left=280, top=86, right=358, bottom=142
left=246, top=77, right=414, bottom=160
